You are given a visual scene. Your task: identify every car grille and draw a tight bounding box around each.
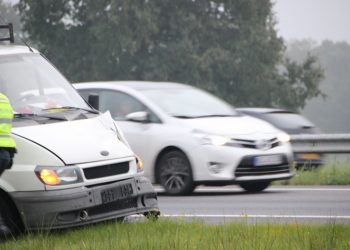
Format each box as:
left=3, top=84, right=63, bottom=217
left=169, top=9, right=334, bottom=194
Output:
left=83, top=162, right=130, bottom=179
left=228, top=137, right=280, bottom=150
left=87, top=197, right=138, bottom=216
left=235, top=155, right=291, bottom=177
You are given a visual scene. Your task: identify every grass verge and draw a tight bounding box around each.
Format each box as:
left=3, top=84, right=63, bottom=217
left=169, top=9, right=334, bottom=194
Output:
left=276, top=162, right=350, bottom=185
left=1, top=220, right=349, bottom=250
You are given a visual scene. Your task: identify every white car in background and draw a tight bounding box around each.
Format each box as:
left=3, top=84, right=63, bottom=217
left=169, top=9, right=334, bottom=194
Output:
left=74, top=81, right=294, bottom=195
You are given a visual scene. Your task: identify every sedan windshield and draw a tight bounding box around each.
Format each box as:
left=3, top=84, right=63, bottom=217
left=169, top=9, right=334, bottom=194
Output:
left=0, top=53, right=89, bottom=114
left=142, top=87, right=238, bottom=118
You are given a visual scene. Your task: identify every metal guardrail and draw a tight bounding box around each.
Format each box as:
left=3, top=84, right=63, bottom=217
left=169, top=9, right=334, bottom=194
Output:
left=290, top=134, right=350, bottom=154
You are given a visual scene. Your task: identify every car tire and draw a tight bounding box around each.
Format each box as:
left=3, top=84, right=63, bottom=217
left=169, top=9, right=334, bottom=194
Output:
left=239, top=181, right=271, bottom=193
left=116, top=216, right=125, bottom=223
left=0, top=196, right=22, bottom=238
left=144, top=210, right=161, bottom=221
left=157, top=150, right=195, bottom=195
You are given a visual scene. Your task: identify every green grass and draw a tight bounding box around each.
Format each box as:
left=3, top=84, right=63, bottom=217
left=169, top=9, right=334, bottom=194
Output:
left=1, top=220, right=349, bottom=250
left=276, top=162, right=350, bottom=185
left=1, top=162, right=349, bottom=249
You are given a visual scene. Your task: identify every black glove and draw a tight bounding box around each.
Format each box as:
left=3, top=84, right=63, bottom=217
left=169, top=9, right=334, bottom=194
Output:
left=0, top=160, right=10, bottom=176
left=0, top=149, right=12, bottom=176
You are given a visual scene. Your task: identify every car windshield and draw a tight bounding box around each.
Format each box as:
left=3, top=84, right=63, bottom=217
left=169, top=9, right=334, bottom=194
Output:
left=142, top=87, right=238, bottom=118
left=264, top=112, right=315, bottom=130
left=0, top=53, right=89, bottom=115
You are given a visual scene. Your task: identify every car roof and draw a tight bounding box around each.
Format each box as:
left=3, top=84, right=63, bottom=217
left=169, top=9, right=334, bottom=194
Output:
left=0, top=44, right=39, bottom=56
left=237, top=107, right=318, bottom=132
left=76, top=81, right=193, bottom=91
left=236, top=107, right=295, bottom=114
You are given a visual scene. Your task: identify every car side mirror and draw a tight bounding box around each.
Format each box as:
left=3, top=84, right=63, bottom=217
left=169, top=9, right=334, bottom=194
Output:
left=88, top=93, right=99, bottom=110
left=125, top=111, right=149, bottom=123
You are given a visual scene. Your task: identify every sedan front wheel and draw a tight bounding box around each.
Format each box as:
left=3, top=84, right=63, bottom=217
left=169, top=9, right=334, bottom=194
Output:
left=157, top=150, right=195, bottom=195
left=239, top=181, right=271, bottom=193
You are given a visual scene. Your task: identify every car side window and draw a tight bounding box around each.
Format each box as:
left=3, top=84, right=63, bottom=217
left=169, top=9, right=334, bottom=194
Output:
left=78, top=88, right=160, bottom=123
left=98, top=90, right=144, bottom=120
left=77, top=89, right=92, bottom=103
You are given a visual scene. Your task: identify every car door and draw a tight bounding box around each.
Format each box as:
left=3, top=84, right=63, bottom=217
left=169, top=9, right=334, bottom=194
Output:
left=79, top=88, right=163, bottom=181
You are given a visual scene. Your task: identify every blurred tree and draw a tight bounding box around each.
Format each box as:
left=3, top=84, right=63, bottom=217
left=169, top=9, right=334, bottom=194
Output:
left=17, top=0, right=323, bottom=110
left=287, top=40, right=350, bottom=133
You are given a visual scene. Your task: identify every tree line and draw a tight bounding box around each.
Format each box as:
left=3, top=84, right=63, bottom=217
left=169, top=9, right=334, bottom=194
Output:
left=287, top=40, right=350, bottom=133
left=1, top=0, right=325, bottom=110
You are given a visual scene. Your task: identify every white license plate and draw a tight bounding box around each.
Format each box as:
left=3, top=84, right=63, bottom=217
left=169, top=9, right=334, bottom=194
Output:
left=254, top=155, right=282, bottom=166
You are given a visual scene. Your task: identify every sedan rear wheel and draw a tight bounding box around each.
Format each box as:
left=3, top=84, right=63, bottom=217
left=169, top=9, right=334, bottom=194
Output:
left=157, top=150, right=194, bottom=195
left=239, top=181, right=271, bottom=193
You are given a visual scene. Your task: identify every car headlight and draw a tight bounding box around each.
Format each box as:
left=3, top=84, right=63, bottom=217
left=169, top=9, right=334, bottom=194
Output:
left=193, top=131, right=231, bottom=146
left=35, top=166, right=83, bottom=186
left=204, top=135, right=231, bottom=146
left=135, top=155, right=144, bottom=173
left=277, top=132, right=290, bottom=143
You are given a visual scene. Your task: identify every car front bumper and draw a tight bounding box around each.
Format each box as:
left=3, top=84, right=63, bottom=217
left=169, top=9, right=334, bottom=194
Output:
left=190, top=143, right=295, bottom=183
left=11, top=176, right=159, bottom=231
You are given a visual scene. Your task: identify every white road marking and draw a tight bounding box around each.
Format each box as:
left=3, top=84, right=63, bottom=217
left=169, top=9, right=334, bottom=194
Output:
left=161, top=214, right=350, bottom=220
left=260, top=187, right=350, bottom=192
left=154, top=187, right=350, bottom=192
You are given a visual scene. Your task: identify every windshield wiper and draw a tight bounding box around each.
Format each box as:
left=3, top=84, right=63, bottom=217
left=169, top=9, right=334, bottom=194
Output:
left=42, top=106, right=100, bottom=114
left=173, top=114, right=236, bottom=119
left=14, top=112, right=67, bottom=121
left=172, top=115, right=197, bottom=119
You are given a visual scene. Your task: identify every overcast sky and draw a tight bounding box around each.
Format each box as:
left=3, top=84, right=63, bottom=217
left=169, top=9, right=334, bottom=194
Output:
left=273, top=0, right=350, bottom=43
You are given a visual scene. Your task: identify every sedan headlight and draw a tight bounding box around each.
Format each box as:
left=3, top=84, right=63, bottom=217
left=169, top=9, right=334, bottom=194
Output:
left=35, top=166, right=83, bottom=186
left=277, top=132, right=290, bottom=143
left=204, top=135, right=231, bottom=146
left=193, top=131, right=231, bottom=146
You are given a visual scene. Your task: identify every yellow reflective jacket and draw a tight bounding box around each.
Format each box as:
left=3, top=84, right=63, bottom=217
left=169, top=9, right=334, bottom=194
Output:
left=0, top=93, right=16, bottom=148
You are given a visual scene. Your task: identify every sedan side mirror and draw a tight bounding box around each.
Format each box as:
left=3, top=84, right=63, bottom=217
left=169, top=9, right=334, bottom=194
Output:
left=88, top=93, right=99, bottom=110
left=125, top=111, right=149, bottom=123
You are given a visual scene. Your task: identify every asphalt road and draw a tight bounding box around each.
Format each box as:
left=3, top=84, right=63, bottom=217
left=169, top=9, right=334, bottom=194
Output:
left=154, top=186, right=350, bottom=224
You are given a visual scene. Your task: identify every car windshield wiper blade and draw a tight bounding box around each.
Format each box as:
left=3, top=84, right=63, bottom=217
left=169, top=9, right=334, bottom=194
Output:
left=172, top=115, right=198, bottom=119
left=193, top=114, right=237, bottom=118
left=173, top=114, right=236, bottom=119
left=14, top=112, right=67, bottom=121
left=42, top=106, right=100, bottom=114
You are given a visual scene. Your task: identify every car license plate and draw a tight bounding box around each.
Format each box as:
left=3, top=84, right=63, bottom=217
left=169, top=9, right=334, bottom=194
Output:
left=101, top=183, right=134, bottom=204
left=254, top=155, right=282, bottom=166
left=300, top=153, right=321, bottom=160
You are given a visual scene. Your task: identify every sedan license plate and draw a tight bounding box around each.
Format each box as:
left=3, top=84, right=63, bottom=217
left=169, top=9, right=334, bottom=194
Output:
left=101, top=183, right=134, bottom=204
left=254, top=155, right=282, bottom=166
left=300, top=153, right=321, bottom=160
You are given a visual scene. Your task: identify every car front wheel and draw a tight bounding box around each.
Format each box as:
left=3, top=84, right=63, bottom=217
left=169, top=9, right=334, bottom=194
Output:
left=239, top=181, right=271, bottom=193
left=157, top=150, right=195, bottom=195
left=0, top=196, right=23, bottom=238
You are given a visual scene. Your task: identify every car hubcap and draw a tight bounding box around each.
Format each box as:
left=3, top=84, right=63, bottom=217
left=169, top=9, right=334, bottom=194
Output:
left=160, top=156, right=190, bottom=192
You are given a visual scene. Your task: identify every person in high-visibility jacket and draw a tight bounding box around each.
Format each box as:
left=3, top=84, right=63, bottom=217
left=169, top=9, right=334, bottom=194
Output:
left=0, top=92, right=16, bottom=176
left=0, top=93, right=16, bottom=237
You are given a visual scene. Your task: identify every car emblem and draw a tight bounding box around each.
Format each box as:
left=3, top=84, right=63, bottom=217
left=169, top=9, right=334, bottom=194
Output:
left=255, top=139, right=271, bottom=150
left=100, top=150, right=109, bottom=156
